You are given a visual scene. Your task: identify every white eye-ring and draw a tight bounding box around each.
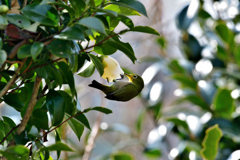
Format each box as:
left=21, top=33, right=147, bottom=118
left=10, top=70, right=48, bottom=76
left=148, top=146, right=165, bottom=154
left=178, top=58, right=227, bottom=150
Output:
left=133, top=75, right=138, bottom=79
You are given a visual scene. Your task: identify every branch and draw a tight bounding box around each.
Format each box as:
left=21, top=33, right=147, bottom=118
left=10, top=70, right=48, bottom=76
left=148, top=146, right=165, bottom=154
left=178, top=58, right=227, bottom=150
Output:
left=17, top=76, right=42, bottom=135
left=79, top=33, right=119, bottom=53
left=0, top=125, right=20, bottom=145
left=40, top=111, right=84, bottom=140
left=82, top=93, right=107, bottom=160
left=0, top=59, right=27, bottom=99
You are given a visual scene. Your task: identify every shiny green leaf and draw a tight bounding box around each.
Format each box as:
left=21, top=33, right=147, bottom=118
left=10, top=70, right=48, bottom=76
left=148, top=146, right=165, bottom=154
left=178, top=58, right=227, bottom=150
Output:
left=104, top=4, right=140, bottom=16
left=74, top=112, right=91, bottom=130
left=111, top=152, right=134, bottom=160
left=6, top=14, right=31, bottom=28
left=46, top=90, right=65, bottom=126
left=17, top=44, right=31, bottom=59
left=21, top=3, right=59, bottom=27
left=0, top=145, right=29, bottom=160
left=77, top=17, right=106, bottom=34
left=31, top=42, right=44, bottom=61
left=129, top=26, right=159, bottom=35
left=215, top=23, right=233, bottom=44
left=88, top=54, right=104, bottom=76
left=56, top=25, right=85, bottom=41
left=69, top=0, right=85, bottom=17
left=110, top=0, right=147, bottom=17
left=0, top=50, right=7, bottom=66
left=66, top=114, right=84, bottom=141
left=40, top=142, right=74, bottom=152
left=78, top=62, right=95, bottom=77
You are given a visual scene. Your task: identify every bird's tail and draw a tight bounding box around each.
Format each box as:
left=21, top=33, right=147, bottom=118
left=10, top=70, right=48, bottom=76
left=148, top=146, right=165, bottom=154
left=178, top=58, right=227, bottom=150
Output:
left=89, top=80, right=106, bottom=91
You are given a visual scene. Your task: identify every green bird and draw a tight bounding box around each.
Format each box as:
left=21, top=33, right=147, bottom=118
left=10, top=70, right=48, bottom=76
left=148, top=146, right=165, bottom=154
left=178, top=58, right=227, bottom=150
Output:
left=89, top=73, right=144, bottom=102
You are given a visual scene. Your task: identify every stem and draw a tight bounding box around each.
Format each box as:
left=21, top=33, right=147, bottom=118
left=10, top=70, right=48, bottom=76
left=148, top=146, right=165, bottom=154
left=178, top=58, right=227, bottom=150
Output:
left=0, top=59, right=27, bottom=99
left=0, top=125, right=20, bottom=145
left=41, top=111, right=84, bottom=139
left=80, top=33, right=119, bottom=53
left=17, top=76, right=42, bottom=135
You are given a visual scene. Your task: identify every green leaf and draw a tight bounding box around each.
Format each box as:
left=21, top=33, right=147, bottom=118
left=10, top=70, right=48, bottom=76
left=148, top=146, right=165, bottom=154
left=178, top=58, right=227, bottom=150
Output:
left=0, top=145, right=30, bottom=160
left=17, top=44, right=31, bottom=59
left=55, top=130, right=61, bottom=159
left=176, top=5, right=194, bottom=30
left=167, top=118, right=190, bottom=132
left=69, top=0, right=85, bottom=17
left=29, top=109, right=49, bottom=130
left=215, top=23, right=234, bottom=44
left=40, top=142, right=74, bottom=152
left=2, top=116, right=16, bottom=128
left=91, top=106, right=113, bottom=114
left=77, top=17, right=106, bottom=34
left=78, top=62, right=95, bottom=77
left=3, top=92, right=26, bottom=111
left=172, top=74, right=197, bottom=89
left=104, top=4, right=140, bottom=16
left=66, top=114, right=84, bottom=141
left=35, top=60, right=63, bottom=85
left=168, top=60, right=186, bottom=73
left=88, top=54, right=104, bottom=76
left=111, top=152, right=134, bottom=160
left=31, top=42, right=44, bottom=61
left=46, top=90, right=65, bottom=126
left=213, top=88, right=234, bottom=118
left=0, top=50, right=7, bottom=66
left=58, top=62, right=76, bottom=97
left=144, top=148, right=161, bottom=158
left=179, top=95, right=210, bottom=111
left=84, top=106, right=112, bottom=114
left=201, top=124, right=223, bottom=160
left=129, top=26, right=160, bottom=35
left=5, top=14, right=31, bottom=28
left=110, top=0, right=147, bottom=17
left=56, top=25, right=85, bottom=41
left=74, top=112, right=91, bottom=130
left=136, top=109, right=145, bottom=133
left=118, top=15, right=134, bottom=28
left=0, top=37, right=2, bottom=49
left=49, top=2, right=75, bottom=19
left=47, top=40, right=75, bottom=59
left=59, top=91, right=76, bottom=116
left=21, top=3, right=59, bottom=27
left=0, top=15, right=8, bottom=30
left=106, top=40, right=136, bottom=63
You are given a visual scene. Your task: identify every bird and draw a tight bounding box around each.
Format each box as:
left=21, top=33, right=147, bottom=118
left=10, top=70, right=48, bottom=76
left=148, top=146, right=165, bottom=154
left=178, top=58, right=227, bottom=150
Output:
left=89, top=73, right=144, bottom=102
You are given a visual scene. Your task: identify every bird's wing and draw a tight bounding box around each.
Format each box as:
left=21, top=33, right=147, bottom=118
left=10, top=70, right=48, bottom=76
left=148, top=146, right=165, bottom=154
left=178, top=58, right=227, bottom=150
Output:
left=105, top=84, right=138, bottom=101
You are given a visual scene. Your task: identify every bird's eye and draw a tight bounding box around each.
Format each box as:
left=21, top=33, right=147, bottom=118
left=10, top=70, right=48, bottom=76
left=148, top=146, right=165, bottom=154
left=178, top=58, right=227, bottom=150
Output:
left=133, top=75, right=138, bottom=79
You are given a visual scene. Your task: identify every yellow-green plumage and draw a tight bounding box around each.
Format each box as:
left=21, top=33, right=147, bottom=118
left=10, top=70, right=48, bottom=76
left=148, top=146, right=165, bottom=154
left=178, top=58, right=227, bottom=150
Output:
left=89, top=73, right=144, bottom=102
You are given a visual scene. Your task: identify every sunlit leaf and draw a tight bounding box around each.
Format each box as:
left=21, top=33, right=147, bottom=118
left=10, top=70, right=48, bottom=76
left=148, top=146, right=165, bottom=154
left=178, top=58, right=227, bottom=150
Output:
left=201, top=124, right=222, bottom=160
left=77, top=17, right=106, bottom=34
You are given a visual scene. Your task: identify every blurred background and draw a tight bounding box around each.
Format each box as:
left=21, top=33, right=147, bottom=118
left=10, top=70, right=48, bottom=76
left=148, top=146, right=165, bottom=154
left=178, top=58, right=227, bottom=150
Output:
left=2, top=0, right=240, bottom=159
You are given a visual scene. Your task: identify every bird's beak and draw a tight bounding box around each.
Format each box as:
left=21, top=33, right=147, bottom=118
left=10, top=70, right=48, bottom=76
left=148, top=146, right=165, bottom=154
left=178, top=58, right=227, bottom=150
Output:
left=124, top=73, right=132, bottom=80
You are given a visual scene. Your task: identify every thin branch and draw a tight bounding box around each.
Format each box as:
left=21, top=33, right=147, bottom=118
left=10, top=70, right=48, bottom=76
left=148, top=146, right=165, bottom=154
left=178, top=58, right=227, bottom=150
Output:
left=0, top=59, right=27, bottom=99
left=0, top=124, right=20, bottom=145
left=80, top=33, right=119, bottom=53
left=17, top=76, right=42, bottom=135
left=82, top=92, right=107, bottom=160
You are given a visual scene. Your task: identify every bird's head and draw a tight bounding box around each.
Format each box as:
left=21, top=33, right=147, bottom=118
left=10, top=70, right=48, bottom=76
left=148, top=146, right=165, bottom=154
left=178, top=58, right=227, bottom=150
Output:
left=125, top=73, right=144, bottom=90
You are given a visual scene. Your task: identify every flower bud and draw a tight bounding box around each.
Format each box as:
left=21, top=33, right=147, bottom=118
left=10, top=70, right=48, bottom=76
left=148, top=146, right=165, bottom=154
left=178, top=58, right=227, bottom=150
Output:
left=101, top=56, right=124, bottom=82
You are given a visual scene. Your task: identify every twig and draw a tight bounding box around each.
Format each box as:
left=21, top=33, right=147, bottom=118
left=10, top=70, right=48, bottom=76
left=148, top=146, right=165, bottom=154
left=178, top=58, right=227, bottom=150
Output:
left=82, top=113, right=103, bottom=160
left=17, top=76, right=42, bottom=135
left=0, top=124, right=20, bottom=145
left=0, top=59, right=27, bottom=99
left=80, top=33, right=119, bottom=53
left=23, top=0, right=28, bottom=7
left=82, top=91, right=107, bottom=160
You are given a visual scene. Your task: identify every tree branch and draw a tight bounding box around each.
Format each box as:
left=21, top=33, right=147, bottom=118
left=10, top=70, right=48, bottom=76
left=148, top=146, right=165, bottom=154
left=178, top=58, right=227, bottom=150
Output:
left=0, top=59, right=27, bottom=99
left=17, top=75, right=42, bottom=135
left=0, top=124, right=20, bottom=145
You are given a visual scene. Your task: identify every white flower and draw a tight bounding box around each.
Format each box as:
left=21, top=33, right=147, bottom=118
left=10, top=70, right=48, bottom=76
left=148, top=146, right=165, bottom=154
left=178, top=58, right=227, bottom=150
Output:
left=101, top=56, right=124, bottom=82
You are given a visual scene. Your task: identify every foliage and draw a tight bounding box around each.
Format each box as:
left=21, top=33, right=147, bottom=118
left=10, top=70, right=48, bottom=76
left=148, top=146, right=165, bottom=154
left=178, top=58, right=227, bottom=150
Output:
left=134, top=0, right=240, bottom=159
left=0, top=0, right=159, bottom=159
